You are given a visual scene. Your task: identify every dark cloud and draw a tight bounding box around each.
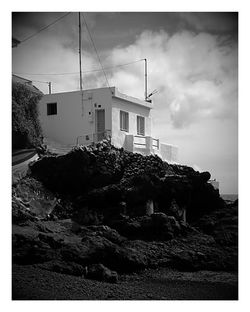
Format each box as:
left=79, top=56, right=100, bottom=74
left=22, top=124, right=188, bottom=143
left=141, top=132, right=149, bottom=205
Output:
left=12, top=12, right=238, bottom=53
left=178, top=12, right=238, bottom=37
left=12, top=12, right=66, bottom=38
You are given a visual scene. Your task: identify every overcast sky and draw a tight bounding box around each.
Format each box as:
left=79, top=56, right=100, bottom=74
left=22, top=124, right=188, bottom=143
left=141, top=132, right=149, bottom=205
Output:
left=12, top=12, right=238, bottom=194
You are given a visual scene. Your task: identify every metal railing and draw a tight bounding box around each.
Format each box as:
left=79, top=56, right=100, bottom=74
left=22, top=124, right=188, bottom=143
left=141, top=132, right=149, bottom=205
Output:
left=76, top=129, right=111, bottom=146
left=152, top=138, right=159, bottom=149
left=133, top=135, right=159, bottom=150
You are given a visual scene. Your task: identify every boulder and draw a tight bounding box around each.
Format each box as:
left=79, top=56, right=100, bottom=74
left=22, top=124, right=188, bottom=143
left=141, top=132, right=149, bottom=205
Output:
left=87, top=263, right=118, bottom=283
left=109, top=246, right=148, bottom=272
left=171, top=250, right=200, bottom=272
left=151, top=212, right=169, bottom=226
left=12, top=197, right=37, bottom=224
left=38, top=260, right=87, bottom=277
left=12, top=230, right=55, bottom=264
left=85, top=225, right=126, bottom=245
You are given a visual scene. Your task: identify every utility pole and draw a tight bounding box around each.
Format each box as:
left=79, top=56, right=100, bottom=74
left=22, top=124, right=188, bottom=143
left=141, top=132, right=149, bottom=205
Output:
left=144, top=58, right=148, bottom=101
left=79, top=12, right=84, bottom=116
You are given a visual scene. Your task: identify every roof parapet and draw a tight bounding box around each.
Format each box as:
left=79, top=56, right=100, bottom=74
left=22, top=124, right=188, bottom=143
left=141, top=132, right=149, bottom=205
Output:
left=112, top=87, right=153, bottom=109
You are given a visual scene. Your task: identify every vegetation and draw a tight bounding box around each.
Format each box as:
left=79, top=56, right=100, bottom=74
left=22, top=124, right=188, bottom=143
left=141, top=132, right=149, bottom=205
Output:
left=12, top=82, right=43, bottom=149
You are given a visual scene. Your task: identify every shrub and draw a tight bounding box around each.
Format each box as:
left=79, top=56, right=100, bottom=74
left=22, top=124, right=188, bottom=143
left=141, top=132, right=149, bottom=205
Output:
left=12, top=82, right=43, bottom=148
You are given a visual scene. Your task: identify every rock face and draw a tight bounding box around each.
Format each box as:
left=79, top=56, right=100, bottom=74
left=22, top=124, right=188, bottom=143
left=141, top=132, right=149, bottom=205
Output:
left=30, top=141, right=225, bottom=223
left=12, top=141, right=237, bottom=281
left=12, top=203, right=238, bottom=278
left=109, top=213, right=184, bottom=241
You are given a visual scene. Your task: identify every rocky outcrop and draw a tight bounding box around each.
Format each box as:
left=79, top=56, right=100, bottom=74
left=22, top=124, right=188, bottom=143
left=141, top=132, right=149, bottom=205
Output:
left=108, top=213, right=186, bottom=241
left=29, top=141, right=225, bottom=223
left=12, top=205, right=238, bottom=278
left=194, top=200, right=238, bottom=247
left=12, top=141, right=237, bottom=281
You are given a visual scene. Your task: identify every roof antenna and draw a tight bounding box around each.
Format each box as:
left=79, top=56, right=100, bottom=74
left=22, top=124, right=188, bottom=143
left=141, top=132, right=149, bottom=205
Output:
left=144, top=58, right=147, bottom=101
left=146, top=89, right=158, bottom=103
left=79, top=12, right=84, bottom=116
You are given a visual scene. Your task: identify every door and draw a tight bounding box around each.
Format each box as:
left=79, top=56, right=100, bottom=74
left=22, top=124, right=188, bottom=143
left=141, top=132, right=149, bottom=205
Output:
left=95, top=109, right=105, bottom=141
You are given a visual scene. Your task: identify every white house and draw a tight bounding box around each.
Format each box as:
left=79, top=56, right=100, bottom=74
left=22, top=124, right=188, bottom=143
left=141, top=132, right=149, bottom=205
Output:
left=38, top=86, right=178, bottom=162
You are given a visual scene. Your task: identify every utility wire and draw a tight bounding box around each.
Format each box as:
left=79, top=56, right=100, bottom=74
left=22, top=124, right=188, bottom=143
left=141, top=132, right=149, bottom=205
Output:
left=20, top=12, right=71, bottom=44
left=12, top=58, right=144, bottom=76
left=81, top=13, right=112, bottom=94
left=31, top=79, right=50, bottom=84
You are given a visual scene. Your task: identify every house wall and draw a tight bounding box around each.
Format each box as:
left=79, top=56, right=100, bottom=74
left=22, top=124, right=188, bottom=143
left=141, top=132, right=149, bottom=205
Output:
left=111, top=97, right=152, bottom=149
left=38, top=88, right=113, bottom=145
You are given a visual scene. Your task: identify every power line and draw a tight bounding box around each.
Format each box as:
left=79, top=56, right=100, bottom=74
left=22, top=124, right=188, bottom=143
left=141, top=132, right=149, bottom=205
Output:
left=12, top=58, right=144, bottom=76
left=20, top=12, right=72, bottom=44
left=31, top=79, right=50, bottom=84
left=81, top=13, right=112, bottom=94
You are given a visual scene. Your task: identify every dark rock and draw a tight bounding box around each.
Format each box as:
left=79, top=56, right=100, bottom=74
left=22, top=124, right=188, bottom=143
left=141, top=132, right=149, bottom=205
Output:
left=38, top=233, right=64, bottom=249
left=109, top=245, right=148, bottom=272
left=151, top=212, right=169, bottom=226
left=12, top=141, right=237, bottom=276
left=60, top=230, right=146, bottom=273
left=85, top=225, right=126, bottom=245
left=200, top=171, right=211, bottom=183
left=29, top=141, right=226, bottom=224
left=87, top=263, right=118, bottom=283
left=38, top=260, right=87, bottom=276
left=13, top=234, right=54, bottom=265
left=12, top=199, right=37, bottom=224
left=172, top=250, right=201, bottom=272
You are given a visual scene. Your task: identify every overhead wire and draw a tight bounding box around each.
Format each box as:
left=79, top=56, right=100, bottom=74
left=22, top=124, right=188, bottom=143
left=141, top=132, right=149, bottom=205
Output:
left=20, top=12, right=72, bottom=44
left=30, top=79, right=50, bottom=84
left=12, top=58, right=144, bottom=76
left=13, top=12, right=145, bottom=92
left=81, top=12, right=112, bottom=94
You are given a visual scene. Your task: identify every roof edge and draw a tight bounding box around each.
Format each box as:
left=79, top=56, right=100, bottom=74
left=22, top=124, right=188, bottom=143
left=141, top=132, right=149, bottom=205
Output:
left=113, top=88, right=153, bottom=109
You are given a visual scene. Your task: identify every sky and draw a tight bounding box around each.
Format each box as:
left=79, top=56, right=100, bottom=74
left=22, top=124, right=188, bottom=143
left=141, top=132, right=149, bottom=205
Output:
left=12, top=12, right=238, bottom=194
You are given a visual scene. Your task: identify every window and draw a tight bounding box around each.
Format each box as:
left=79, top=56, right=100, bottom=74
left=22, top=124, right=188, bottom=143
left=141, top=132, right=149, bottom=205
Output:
left=137, top=116, right=145, bottom=136
left=120, top=110, right=129, bottom=132
left=47, top=103, right=57, bottom=115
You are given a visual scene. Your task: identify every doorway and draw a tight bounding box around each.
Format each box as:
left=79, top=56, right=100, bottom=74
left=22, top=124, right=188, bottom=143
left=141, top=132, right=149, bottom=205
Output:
left=95, top=109, right=105, bottom=141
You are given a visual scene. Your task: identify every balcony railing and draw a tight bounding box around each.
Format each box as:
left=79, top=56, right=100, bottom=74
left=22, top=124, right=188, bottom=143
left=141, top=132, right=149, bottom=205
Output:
left=152, top=138, right=159, bottom=150
left=133, top=135, right=146, bottom=148
left=133, top=135, right=159, bottom=150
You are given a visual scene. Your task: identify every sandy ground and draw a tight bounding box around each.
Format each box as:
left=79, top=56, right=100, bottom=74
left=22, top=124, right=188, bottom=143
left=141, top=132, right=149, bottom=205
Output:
left=12, top=265, right=238, bottom=300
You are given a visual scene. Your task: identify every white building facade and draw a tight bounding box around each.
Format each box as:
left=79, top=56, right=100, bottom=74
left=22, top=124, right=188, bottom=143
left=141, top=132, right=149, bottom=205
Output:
left=38, top=87, right=178, bottom=162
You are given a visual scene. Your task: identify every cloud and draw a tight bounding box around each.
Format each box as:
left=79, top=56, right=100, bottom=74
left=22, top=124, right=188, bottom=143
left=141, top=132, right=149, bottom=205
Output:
left=106, top=29, right=237, bottom=128
left=178, top=12, right=238, bottom=33
left=13, top=14, right=238, bottom=128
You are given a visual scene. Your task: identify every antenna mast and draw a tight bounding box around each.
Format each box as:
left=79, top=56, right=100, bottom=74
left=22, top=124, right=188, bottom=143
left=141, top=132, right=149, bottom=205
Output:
left=144, top=58, right=147, bottom=101
left=78, top=12, right=84, bottom=115
left=79, top=12, right=83, bottom=91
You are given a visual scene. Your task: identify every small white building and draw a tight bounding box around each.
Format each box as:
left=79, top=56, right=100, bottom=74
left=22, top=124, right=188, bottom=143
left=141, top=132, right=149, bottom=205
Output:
left=38, top=87, right=178, bottom=162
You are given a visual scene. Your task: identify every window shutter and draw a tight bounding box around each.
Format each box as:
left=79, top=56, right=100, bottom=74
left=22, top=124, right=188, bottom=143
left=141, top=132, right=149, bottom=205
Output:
left=137, top=116, right=145, bottom=135
left=120, top=111, right=129, bottom=131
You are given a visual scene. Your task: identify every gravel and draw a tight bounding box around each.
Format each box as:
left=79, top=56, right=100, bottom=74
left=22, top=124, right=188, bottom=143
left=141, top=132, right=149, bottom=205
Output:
left=12, top=264, right=238, bottom=300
